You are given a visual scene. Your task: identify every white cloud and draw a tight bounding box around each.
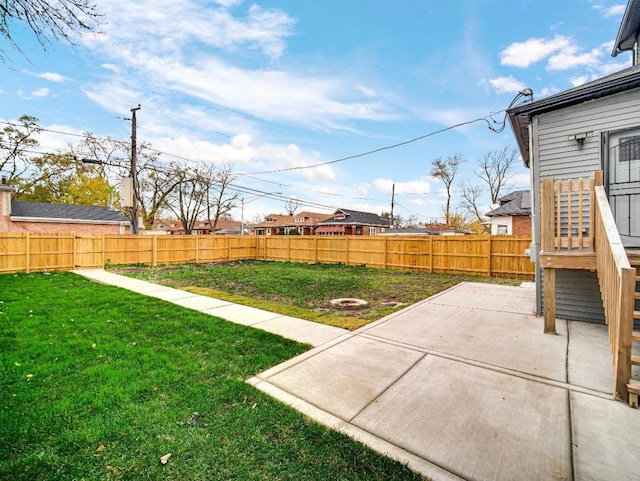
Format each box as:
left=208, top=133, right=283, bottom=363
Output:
left=596, top=4, right=626, bottom=17
left=511, top=172, right=531, bottom=188
left=31, top=88, right=50, bottom=97
left=569, top=75, right=591, bottom=87
left=598, top=60, right=630, bottom=75
left=372, top=178, right=431, bottom=195
left=488, top=76, right=526, bottom=94
left=356, top=85, right=377, bottom=97
left=35, top=72, right=69, bottom=82
left=80, top=0, right=396, bottom=130
left=538, top=86, right=560, bottom=97
left=91, top=0, right=295, bottom=59
left=547, top=46, right=602, bottom=70
left=154, top=133, right=336, bottom=182
left=500, top=35, right=571, bottom=68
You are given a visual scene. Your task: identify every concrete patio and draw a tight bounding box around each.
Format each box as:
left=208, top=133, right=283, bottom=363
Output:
left=75, top=270, right=640, bottom=481
left=248, top=282, right=640, bottom=481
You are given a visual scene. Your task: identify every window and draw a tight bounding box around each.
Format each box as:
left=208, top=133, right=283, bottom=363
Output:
left=619, top=136, right=640, bottom=162
left=295, top=216, right=305, bottom=223
left=266, top=228, right=271, bottom=235
left=368, top=227, right=376, bottom=235
left=497, top=225, right=508, bottom=234
left=266, top=217, right=276, bottom=223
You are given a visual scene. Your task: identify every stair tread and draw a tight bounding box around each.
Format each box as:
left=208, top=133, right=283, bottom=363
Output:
left=635, top=310, right=640, bottom=320
left=633, top=355, right=640, bottom=366
left=629, top=379, right=640, bottom=393
left=634, top=330, right=640, bottom=341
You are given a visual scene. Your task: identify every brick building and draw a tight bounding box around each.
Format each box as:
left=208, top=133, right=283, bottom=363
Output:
left=0, top=180, right=129, bottom=234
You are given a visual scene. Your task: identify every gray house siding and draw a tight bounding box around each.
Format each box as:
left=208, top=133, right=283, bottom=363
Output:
left=532, top=89, right=640, bottom=323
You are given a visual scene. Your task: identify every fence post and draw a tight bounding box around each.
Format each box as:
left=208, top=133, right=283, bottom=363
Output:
left=195, top=236, right=200, bottom=264
left=345, top=237, right=349, bottom=266
left=487, top=236, right=492, bottom=277
left=314, top=236, right=318, bottom=263
left=101, top=234, right=105, bottom=268
left=428, top=236, right=433, bottom=273
left=25, top=232, right=31, bottom=274
left=152, top=235, right=158, bottom=267
left=287, top=236, right=291, bottom=262
left=384, top=237, right=388, bottom=269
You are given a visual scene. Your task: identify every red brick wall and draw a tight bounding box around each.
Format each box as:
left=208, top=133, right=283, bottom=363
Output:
left=511, top=215, right=531, bottom=236
left=10, top=221, right=128, bottom=234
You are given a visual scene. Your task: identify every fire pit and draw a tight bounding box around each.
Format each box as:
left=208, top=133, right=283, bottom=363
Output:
left=329, top=298, right=368, bottom=309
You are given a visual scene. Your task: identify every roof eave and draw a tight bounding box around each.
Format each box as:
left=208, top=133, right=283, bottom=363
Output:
left=507, top=68, right=640, bottom=164
left=612, top=0, right=640, bottom=57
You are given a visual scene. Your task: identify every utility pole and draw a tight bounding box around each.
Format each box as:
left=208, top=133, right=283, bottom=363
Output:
left=130, top=105, right=141, bottom=234
left=390, top=183, right=395, bottom=229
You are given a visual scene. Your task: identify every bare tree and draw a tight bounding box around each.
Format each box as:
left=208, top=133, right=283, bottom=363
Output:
left=0, top=115, right=41, bottom=184
left=429, top=154, right=463, bottom=225
left=250, top=213, right=267, bottom=225
left=169, top=163, right=210, bottom=235
left=283, top=198, right=301, bottom=216
left=1, top=0, right=102, bottom=61
left=73, top=134, right=181, bottom=229
left=459, top=181, right=485, bottom=224
left=204, top=163, right=239, bottom=233
left=477, top=147, right=519, bottom=204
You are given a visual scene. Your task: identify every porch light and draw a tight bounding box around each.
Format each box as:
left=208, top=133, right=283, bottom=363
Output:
left=568, top=132, right=591, bottom=146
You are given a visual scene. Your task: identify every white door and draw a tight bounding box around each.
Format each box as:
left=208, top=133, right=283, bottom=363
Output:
left=608, top=130, right=640, bottom=248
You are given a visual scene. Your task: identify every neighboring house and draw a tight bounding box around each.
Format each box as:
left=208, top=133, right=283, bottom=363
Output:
left=485, top=190, right=532, bottom=236
left=316, top=208, right=389, bottom=236
left=164, top=219, right=242, bottom=235
left=506, top=1, right=640, bottom=324
left=253, top=211, right=332, bottom=236
left=0, top=180, right=129, bottom=234
left=378, top=225, right=469, bottom=236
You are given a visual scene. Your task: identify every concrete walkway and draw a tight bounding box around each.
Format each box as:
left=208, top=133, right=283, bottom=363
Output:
left=74, top=269, right=348, bottom=347
left=74, top=270, right=640, bottom=481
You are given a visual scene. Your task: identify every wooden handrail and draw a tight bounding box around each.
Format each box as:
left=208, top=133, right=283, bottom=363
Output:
left=593, top=185, right=635, bottom=400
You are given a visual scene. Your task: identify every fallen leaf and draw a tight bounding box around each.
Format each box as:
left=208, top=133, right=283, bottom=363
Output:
left=96, top=444, right=105, bottom=453
left=26, top=374, right=33, bottom=380
left=160, top=453, right=171, bottom=465
left=91, top=343, right=97, bottom=349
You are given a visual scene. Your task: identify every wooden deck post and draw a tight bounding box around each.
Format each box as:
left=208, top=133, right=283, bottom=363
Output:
left=614, top=267, right=635, bottom=400
left=541, top=178, right=557, bottom=334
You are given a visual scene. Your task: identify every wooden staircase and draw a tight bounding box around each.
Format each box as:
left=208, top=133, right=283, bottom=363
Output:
left=628, top=251, right=640, bottom=408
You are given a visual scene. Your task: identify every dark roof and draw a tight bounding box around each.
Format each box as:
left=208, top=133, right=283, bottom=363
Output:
left=11, top=200, right=128, bottom=223
left=613, top=0, right=640, bottom=56
left=318, top=208, right=388, bottom=226
left=485, top=190, right=531, bottom=217
left=507, top=63, right=640, bottom=164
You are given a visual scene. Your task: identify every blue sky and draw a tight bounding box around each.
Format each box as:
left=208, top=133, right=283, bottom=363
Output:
left=0, top=0, right=633, bottom=223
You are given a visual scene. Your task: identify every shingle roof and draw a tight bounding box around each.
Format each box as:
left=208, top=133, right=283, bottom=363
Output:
left=485, top=190, right=531, bottom=217
left=318, top=208, right=388, bottom=226
left=11, top=201, right=128, bottom=223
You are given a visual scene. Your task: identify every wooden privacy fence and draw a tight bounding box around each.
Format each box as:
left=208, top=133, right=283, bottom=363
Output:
left=0, top=233, right=534, bottom=279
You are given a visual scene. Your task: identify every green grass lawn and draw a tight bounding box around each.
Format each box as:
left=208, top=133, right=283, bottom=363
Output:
left=111, top=260, right=520, bottom=329
left=0, top=272, right=424, bottom=480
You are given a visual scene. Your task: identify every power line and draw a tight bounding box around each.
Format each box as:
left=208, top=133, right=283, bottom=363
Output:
left=244, top=114, right=503, bottom=176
